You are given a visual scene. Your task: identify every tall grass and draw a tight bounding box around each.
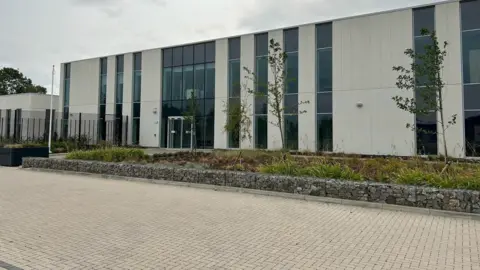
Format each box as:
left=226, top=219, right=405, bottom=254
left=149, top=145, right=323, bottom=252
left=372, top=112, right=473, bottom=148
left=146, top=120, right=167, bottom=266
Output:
left=66, top=148, right=147, bottom=162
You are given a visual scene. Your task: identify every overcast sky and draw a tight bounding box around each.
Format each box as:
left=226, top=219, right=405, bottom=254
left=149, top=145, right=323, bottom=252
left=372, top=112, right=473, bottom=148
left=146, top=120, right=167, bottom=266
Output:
left=0, top=0, right=441, bottom=94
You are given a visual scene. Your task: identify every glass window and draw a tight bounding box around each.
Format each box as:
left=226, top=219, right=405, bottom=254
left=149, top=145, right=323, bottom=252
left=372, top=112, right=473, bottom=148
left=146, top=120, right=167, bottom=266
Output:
left=317, top=92, right=332, bottom=114
left=115, top=104, right=122, bottom=117
left=172, top=67, right=183, bottom=100
left=416, top=112, right=438, bottom=155
left=116, top=55, right=124, bottom=73
left=132, top=118, right=140, bottom=145
left=229, top=60, right=241, bottom=97
left=100, top=75, right=107, bottom=104
left=194, top=64, right=205, bottom=99
left=205, top=42, right=216, bottom=63
left=284, top=94, right=298, bottom=114
left=63, top=79, right=70, bottom=106
left=183, top=45, right=194, bottom=65
left=183, top=66, right=194, bottom=100
left=461, top=0, right=480, bottom=31
left=170, top=100, right=182, bottom=116
left=255, top=33, right=268, bottom=57
left=286, top=52, right=298, bottom=93
left=133, top=103, right=141, bottom=118
left=194, top=43, right=205, bottom=63
left=205, top=116, right=215, bottom=148
left=133, top=52, right=142, bottom=71
left=413, top=7, right=435, bottom=37
left=99, top=104, right=106, bottom=118
left=256, top=56, right=268, bottom=94
left=317, top=114, right=333, bottom=152
left=229, top=38, right=241, bottom=60
left=415, top=87, right=436, bottom=112
left=317, top=49, right=332, bottom=92
left=255, top=115, right=268, bottom=149
left=255, top=96, right=268, bottom=115
left=100, top=58, right=107, bottom=75
left=284, top=28, right=298, bottom=53
left=465, top=111, right=480, bottom=156
left=228, top=115, right=240, bottom=148
left=229, top=97, right=240, bottom=111
left=173, top=47, right=183, bottom=66
left=204, top=98, right=215, bottom=117
left=205, top=63, right=215, bottom=98
left=162, top=68, right=172, bottom=101
left=415, top=36, right=433, bottom=86
left=195, top=117, right=205, bottom=149
left=163, top=48, right=173, bottom=67
left=284, top=115, right=298, bottom=150
left=64, top=63, right=71, bottom=79
left=316, top=23, right=332, bottom=49
left=462, top=30, right=480, bottom=84
left=133, top=70, right=142, bottom=102
left=464, top=84, right=480, bottom=110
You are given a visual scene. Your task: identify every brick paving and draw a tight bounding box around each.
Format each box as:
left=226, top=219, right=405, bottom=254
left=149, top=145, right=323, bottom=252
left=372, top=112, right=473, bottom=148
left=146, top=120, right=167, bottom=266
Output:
left=0, top=167, right=479, bottom=270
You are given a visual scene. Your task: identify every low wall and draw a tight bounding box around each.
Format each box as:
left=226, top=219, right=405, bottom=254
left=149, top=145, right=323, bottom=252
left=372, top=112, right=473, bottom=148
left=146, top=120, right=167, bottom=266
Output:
left=22, top=158, right=480, bottom=214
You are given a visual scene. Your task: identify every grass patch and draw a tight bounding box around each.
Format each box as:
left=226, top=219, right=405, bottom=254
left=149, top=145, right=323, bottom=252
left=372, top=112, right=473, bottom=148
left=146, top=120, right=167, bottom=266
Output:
left=66, top=148, right=147, bottom=162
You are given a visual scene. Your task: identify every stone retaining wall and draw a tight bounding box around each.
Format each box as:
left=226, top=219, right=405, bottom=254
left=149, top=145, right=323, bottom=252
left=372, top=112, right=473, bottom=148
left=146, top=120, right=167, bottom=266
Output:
left=22, top=157, right=480, bottom=214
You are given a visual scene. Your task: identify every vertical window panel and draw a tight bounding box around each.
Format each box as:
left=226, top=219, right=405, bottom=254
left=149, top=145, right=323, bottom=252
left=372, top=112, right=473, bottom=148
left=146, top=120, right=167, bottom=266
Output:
left=286, top=53, right=298, bottom=94
left=284, top=28, right=299, bottom=53
left=194, top=64, right=205, bottom=99
left=205, top=63, right=215, bottom=98
left=205, top=42, right=216, bottom=63
left=162, top=68, right=172, bottom=101
left=194, top=43, right=205, bottom=63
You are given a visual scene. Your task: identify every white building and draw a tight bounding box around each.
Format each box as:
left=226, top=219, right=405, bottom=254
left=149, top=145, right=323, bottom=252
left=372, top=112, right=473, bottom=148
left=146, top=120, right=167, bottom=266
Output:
left=0, top=93, right=59, bottom=141
left=59, top=0, right=480, bottom=157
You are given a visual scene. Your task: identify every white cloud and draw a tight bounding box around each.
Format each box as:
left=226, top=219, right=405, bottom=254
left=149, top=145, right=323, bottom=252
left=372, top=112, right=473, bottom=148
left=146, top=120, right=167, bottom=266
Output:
left=0, top=0, right=443, bottom=92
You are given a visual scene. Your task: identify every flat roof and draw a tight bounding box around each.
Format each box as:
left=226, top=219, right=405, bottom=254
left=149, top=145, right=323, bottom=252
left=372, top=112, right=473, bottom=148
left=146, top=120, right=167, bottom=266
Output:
left=64, top=0, right=456, bottom=64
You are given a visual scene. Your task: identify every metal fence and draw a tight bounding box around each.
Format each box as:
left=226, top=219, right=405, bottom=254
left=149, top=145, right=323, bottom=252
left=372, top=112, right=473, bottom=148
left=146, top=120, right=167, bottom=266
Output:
left=0, top=109, right=129, bottom=146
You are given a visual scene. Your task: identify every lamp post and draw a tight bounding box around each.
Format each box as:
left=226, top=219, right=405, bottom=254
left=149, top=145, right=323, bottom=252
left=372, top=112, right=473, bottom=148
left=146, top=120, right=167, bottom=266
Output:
left=48, top=65, right=55, bottom=154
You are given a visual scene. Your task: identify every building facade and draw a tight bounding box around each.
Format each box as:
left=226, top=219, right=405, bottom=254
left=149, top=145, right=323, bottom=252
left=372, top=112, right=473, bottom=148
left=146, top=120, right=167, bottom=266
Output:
left=60, top=0, right=480, bottom=157
left=0, top=93, right=59, bottom=141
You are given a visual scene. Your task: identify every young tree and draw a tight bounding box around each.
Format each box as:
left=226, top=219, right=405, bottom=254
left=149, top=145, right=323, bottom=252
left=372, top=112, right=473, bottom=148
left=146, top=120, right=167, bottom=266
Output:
left=243, top=38, right=308, bottom=150
left=392, top=29, right=455, bottom=164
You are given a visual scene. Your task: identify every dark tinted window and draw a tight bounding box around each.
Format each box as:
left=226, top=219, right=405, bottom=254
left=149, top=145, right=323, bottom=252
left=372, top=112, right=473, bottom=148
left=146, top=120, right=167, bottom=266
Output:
left=317, top=114, right=333, bottom=152
left=229, top=38, right=241, bottom=60
left=64, top=63, right=71, bottom=79
left=172, top=47, right=183, bottom=66
left=317, top=49, right=332, bottom=92
left=255, top=115, right=268, bottom=149
left=317, top=92, right=332, bottom=114
left=163, top=48, right=173, bottom=67
left=116, top=55, right=124, bottom=73
left=205, top=42, right=215, bottom=62
left=133, top=53, right=142, bottom=71
left=284, top=94, right=298, bottom=114
left=413, top=7, right=435, bottom=36
left=464, top=84, right=480, bottom=110
left=183, top=45, right=194, bottom=65
left=284, top=115, right=298, bottom=150
left=194, top=43, right=205, bottom=63
left=255, top=96, right=268, bottom=115
left=465, top=111, right=480, bottom=156
left=100, top=58, right=107, bottom=75
left=255, top=33, right=268, bottom=56
left=316, top=23, right=332, bottom=48
left=284, top=28, right=298, bottom=52
left=461, top=0, right=480, bottom=31
left=462, top=30, right=480, bottom=84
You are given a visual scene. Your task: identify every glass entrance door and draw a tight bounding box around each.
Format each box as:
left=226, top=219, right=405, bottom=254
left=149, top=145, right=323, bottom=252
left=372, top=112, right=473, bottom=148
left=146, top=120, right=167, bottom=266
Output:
left=167, top=117, right=192, bottom=149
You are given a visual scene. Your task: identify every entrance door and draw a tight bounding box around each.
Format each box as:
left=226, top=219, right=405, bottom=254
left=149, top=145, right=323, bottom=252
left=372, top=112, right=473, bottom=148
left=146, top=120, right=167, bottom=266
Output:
left=167, top=117, right=192, bottom=149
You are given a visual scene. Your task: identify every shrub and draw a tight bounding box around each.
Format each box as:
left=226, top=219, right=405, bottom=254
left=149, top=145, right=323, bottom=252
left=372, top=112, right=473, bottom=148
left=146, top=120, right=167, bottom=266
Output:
left=66, top=148, right=147, bottom=162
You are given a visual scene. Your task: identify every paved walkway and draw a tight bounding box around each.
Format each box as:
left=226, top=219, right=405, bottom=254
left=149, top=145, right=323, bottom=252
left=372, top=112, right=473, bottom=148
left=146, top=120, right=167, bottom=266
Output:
left=0, top=167, right=479, bottom=270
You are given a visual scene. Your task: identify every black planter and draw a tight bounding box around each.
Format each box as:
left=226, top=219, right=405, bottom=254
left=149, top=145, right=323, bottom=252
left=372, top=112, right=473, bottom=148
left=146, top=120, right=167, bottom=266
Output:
left=0, top=147, right=49, bottom=167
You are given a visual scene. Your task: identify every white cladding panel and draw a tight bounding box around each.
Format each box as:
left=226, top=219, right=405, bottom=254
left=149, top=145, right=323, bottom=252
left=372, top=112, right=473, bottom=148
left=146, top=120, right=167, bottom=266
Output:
left=240, top=34, right=255, bottom=149
left=267, top=30, right=284, bottom=150
left=214, top=38, right=228, bottom=149
left=140, top=49, right=162, bottom=147
left=332, top=9, right=416, bottom=156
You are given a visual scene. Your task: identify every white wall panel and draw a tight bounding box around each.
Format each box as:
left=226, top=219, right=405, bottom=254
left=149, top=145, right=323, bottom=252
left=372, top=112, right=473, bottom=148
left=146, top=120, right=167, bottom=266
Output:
left=267, top=30, right=284, bottom=150
left=332, top=9, right=415, bottom=155
left=240, top=34, right=255, bottom=149
left=123, top=53, right=133, bottom=145
left=436, top=1, right=464, bottom=158
left=214, top=39, right=228, bottom=149
left=298, top=24, right=316, bottom=151
left=140, top=49, right=162, bottom=147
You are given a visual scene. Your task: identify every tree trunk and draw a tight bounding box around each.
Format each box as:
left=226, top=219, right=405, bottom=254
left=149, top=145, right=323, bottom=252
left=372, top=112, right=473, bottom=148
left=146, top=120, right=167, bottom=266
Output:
left=438, top=83, right=448, bottom=164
